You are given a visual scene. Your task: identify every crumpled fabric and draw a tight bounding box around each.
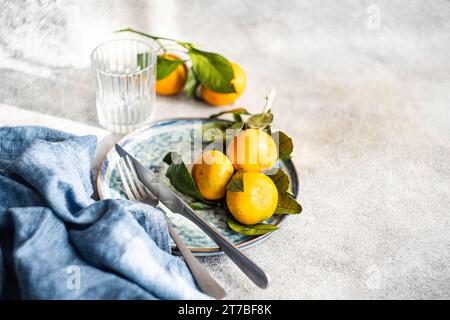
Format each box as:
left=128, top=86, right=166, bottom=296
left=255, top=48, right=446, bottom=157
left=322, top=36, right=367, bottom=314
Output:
left=0, top=126, right=208, bottom=300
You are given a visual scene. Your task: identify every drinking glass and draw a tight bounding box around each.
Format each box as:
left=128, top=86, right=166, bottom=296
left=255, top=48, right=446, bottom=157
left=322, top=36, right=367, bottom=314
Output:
left=91, top=39, right=159, bottom=133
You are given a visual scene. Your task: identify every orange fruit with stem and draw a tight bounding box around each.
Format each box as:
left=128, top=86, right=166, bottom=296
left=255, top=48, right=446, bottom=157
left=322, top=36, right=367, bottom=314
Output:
left=192, top=150, right=235, bottom=200
left=227, top=128, right=278, bottom=173
left=226, top=171, right=278, bottom=225
left=156, top=54, right=188, bottom=96
left=201, top=62, right=247, bottom=106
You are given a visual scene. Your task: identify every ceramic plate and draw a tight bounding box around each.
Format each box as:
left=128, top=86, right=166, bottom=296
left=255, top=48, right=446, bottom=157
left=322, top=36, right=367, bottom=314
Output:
left=97, top=118, right=299, bottom=256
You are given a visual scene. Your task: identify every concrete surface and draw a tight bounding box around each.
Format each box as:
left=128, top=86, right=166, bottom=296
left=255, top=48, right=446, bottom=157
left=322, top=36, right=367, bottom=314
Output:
left=1, top=0, right=449, bottom=299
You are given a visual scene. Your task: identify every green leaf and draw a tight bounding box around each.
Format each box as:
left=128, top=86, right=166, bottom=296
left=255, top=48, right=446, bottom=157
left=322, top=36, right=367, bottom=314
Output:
left=224, top=122, right=245, bottom=146
left=202, top=121, right=231, bottom=143
left=274, top=192, right=302, bottom=214
left=163, top=152, right=207, bottom=202
left=227, top=215, right=278, bottom=235
left=189, top=48, right=236, bottom=93
left=202, top=121, right=244, bottom=148
left=137, top=52, right=152, bottom=70
left=162, top=152, right=175, bottom=165
left=202, top=121, right=230, bottom=131
left=226, top=169, right=244, bottom=192
left=246, top=112, right=274, bottom=129
left=184, top=67, right=199, bottom=98
left=227, top=121, right=244, bottom=135
left=203, top=127, right=225, bottom=143
left=273, top=131, right=293, bottom=160
left=209, top=108, right=250, bottom=119
left=190, top=202, right=215, bottom=210
left=233, top=113, right=243, bottom=123
left=156, top=55, right=185, bottom=80
left=266, top=168, right=290, bottom=192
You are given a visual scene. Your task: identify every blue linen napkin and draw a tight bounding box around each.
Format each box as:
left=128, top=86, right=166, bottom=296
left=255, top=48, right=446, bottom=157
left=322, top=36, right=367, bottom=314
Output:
left=0, top=126, right=209, bottom=300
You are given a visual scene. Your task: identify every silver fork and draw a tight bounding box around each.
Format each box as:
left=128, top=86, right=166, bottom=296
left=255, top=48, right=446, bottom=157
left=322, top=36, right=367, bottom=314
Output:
left=116, top=156, right=226, bottom=299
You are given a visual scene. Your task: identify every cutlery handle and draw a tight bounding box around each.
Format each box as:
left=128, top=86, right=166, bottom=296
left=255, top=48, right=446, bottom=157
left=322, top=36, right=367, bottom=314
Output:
left=166, top=221, right=226, bottom=299
left=182, top=207, right=270, bottom=289
left=154, top=201, right=226, bottom=299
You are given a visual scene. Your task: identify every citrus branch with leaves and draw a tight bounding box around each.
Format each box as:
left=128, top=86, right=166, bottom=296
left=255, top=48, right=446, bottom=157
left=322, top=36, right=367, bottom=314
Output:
left=116, top=28, right=237, bottom=97
left=160, top=91, right=301, bottom=235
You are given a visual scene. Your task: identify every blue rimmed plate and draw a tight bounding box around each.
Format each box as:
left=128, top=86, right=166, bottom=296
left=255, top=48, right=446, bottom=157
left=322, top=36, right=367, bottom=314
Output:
left=97, top=118, right=299, bottom=256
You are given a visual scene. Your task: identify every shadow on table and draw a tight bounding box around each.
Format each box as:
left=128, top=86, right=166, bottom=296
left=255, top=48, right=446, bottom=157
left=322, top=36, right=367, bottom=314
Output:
left=0, top=67, right=98, bottom=126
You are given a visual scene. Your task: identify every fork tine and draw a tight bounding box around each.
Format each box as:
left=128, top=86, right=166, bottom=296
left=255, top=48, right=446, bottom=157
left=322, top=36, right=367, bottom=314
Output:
left=121, top=157, right=142, bottom=200
left=124, top=156, right=148, bottom=199
left=117, top=156, right=136, bottom=201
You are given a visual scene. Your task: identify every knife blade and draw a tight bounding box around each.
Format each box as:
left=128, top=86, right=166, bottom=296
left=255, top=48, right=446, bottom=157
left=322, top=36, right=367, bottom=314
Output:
left=115, top=144, right=270, bottom=288
left=116, top=145, right=194, bottom=216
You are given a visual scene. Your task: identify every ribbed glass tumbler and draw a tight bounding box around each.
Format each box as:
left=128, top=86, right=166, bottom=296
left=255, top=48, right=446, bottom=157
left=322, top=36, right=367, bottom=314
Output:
left=91, top=39, right=158, bottom=133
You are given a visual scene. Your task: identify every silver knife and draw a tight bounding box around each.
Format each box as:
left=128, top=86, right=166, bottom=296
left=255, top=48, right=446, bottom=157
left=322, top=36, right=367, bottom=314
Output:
left=115, top=144, right=270, bottom=289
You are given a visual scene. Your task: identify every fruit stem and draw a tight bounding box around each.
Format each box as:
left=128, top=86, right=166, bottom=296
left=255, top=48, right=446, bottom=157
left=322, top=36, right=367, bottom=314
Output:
left=115, top=28, right=176, bottom=42
left=263, top=89, right=276, bottom=113
left=115, top=28, right=193, bottom=51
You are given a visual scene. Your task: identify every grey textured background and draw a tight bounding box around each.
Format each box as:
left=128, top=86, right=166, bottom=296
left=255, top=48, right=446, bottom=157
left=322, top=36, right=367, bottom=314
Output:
left=1, top=0, right=449, bottom=299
